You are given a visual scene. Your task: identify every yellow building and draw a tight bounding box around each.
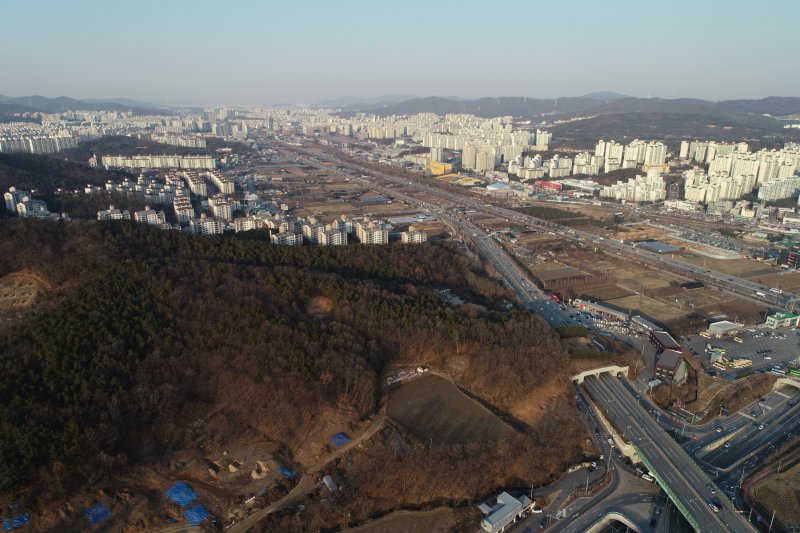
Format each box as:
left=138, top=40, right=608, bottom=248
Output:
left=428, top=161, right=453, bottom=176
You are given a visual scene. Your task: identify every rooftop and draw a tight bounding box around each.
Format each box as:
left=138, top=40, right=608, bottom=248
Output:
left=656, top=349, right=683, bottom=370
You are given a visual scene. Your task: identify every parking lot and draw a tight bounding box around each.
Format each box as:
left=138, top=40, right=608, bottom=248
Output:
left=684, top=327, right=800, bottom=374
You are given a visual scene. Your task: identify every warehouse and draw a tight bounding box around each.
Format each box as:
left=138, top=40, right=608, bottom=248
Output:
left=706, top=320, right=741, bottom=337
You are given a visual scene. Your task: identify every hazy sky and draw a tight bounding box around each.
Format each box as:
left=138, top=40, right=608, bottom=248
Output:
left=2, top=0, right=798, bottom=106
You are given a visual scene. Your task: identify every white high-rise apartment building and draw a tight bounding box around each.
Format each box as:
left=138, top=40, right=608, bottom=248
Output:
left=134, top=206, right=166, bottom=226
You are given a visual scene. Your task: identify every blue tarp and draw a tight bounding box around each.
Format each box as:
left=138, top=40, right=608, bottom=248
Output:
left=85, top=503, right=112, bottom=526
left=276, top=466, right=296, bottom=479
left=3, top=515, right=30, bottom=531
left=183, top=504, right=210, bottom=526
left=165, top=482, right=198, bottom=507
left=330, top=432, right=351, bottom=447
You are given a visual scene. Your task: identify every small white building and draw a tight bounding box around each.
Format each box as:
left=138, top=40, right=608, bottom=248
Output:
left=479, top=492, right=533, bottom=533
left=706, top=320, right=741, bottom=337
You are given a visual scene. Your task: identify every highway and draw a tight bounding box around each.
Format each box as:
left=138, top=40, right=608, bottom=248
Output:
left=584, top=374, right=754, bottom=532
left=275, top=144, right=574, bottom=328
left=292, top=141, right=800, bottom=309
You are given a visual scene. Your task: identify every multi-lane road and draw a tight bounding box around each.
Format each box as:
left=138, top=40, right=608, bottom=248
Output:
left=283, top=140, right=799, bottom=310
left=584, top=374, right=754, bottom=532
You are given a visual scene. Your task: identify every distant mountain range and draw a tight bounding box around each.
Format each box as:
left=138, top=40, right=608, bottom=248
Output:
left=0, top=95, right=172, bottom=116
left=340, top=95, right=800, bottom=133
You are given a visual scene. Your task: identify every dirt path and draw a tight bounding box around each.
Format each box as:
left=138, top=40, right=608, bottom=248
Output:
left=224, top=402, right=388, bottom=532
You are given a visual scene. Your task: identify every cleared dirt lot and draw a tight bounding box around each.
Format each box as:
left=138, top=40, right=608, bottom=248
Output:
left=606, top=294, right=687, bottom=321
left=387, top=375, right=515, bottom=446
left=346, top=508, right=453, bottom=533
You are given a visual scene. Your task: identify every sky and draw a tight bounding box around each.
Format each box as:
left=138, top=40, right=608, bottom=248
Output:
left=1, top=0, right=799, bottom=107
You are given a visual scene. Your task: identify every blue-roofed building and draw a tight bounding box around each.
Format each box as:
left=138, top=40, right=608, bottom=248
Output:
left=633, top=240, right=681, bottom=254
left=479, top=492, right=533, bottom=533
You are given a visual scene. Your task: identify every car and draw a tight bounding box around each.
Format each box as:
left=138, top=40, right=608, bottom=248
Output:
left=531, top=506, right=543, bottom=514
left=724, top=441, right=731, bottom=448
left=758, top=424, right=765, bottom=430
left=591, top=461, right=598, bottom=468
left=587, top=466, right=596, bottom=473
left=539, top=517, right=548, bottom=529
left=716, top=427, right=723, bottom=433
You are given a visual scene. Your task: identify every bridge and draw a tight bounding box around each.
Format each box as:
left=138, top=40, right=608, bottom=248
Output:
left=584, top=374, right=754, bottom=532
left=571, top=365, right=629, bottom=385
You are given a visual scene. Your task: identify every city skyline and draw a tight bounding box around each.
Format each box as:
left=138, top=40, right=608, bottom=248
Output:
left=2, top=0, right=800, bottom=107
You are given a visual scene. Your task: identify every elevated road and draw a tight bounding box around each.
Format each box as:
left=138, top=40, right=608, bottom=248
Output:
left=584, top=374, right=754, bottom=532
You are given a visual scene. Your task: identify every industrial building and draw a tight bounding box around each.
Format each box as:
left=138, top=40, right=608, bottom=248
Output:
left=632, top=315, right=660, bottom=332
left=706, top=320, right=742, bottom=337
left=573, top=299, right=628, bottom=322
left=649, top=330, right=681, bottom=352
left=632, top=240, right=681, bottom=254
left=655, top=349, right=687, bottom=384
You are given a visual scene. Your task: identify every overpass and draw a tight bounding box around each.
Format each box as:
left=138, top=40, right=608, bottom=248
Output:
left=584, top=374, right=755, bottom=532
left=571, top=365, right=629, bottom=385
left=585, top=512, right=640, bottom=533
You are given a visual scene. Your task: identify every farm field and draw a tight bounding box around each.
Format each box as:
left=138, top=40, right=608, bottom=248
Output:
left=387, top=375, right=515, bottom=446
left=346, top=508, right=453, bottom=533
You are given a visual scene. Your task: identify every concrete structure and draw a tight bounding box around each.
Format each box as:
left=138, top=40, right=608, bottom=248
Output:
left=571, top=365, right=629, bottom=385
left=400, top=230, right=428, bottom=243
left=654, top=349, right=687, bottom=384
left=479, top=491, right=533, bottom=533
left=765, top=311, right=800, bottom=329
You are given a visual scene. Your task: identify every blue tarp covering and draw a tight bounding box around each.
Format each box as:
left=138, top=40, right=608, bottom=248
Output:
left=330, top=432, right=351, bottom=447
left=3, top=515, right=30, bottom=531
left=165, top=482, right=198, bottom=507
left=276, top=466, right=296, bottom=478
left=183, top=504, right=210, bottom=526
left=85, top=503, right=112, bottom=526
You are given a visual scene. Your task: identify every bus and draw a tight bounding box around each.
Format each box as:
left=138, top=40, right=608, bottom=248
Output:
left=788, top=369, right=800, bottom=377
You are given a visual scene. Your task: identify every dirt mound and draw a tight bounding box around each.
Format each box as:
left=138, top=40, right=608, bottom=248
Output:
left=306, top=295, right=334, bottom=316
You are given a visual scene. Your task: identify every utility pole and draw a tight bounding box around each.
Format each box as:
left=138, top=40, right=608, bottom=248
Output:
left=769, top=509, right=776, bottom=532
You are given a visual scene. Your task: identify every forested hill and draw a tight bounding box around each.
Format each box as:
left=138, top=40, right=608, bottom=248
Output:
left=0, top=219, right=568, bottom=497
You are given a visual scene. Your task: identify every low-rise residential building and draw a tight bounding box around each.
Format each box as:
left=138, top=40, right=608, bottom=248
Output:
left=97, top=205, right=131, bottom=221
left=134, top=206, right=167, bottom=226
left=319, top=229, right=347, bottom=246
left=649, top=330, right=681, bottom=352
left=355, top=219, right=389, bottom=244
left=188, top=216, right=225, bottom=235
left=4, top=186, right=31, bottom=213
left=271, top=231, right=301, bottom=245
left=400, top=230, right=428, bottom=243
left=16, top=199, right=49, bottom=217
